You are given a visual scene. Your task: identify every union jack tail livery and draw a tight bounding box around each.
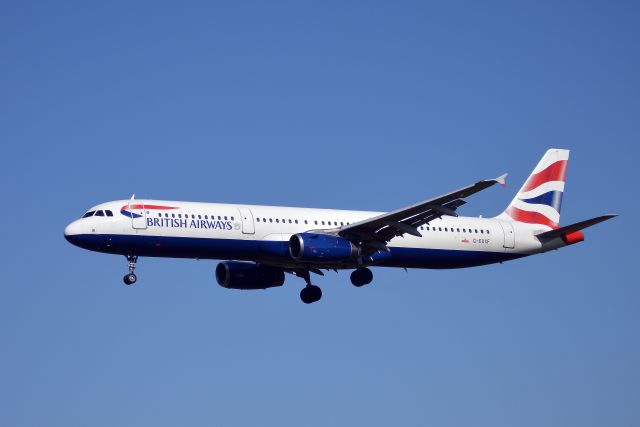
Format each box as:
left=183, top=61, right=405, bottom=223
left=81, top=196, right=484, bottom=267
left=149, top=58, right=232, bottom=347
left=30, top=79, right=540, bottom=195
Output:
left=499, top=148, right=569, bottom=229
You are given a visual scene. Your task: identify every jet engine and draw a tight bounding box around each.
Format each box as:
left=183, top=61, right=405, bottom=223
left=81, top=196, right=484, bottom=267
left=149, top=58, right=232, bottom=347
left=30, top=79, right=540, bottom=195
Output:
left=215, top=261, right=285, bottom=290
left=289, top=233, right=359, bottom=262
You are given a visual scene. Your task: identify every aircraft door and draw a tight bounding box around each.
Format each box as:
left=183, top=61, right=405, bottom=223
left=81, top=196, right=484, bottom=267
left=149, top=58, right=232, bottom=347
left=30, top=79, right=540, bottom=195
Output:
left=499, top=221, right=515, bottom=249
left=129, top=202, right=147, bottom=230
left=238, top=207, right=255, bottom=234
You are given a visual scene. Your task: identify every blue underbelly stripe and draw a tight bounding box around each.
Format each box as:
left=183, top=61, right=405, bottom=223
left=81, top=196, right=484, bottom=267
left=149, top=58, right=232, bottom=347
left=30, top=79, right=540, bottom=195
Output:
left=66, top=234, right=523, bottom=269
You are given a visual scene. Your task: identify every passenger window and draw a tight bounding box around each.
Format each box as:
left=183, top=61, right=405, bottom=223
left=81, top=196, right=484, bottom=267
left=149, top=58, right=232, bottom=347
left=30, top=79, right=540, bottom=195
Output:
left=276, top=219, right=280, bottom=223
left=288, top=219, right=292, bottom=224
left=314, top=221, right=318, bottom=225
left=256, top=218, right=260, bottom=222
left=304, top=220, right=308, bottom=224
left=438, top=227, right=442, bottom=231
left=178, top=214, right=182, bottom=218
left=269, top=218, right=273, bottom=223
left=95, top=210, right=104, bottom=217
left=224, top=216, right=227, bottom=220
left=444, top=227, right=448, bottom=232
left=481, top=230, right=484, bottom=234
left=487, top=230, right=490, bottom=234
left=295, top=220, right=299, bottom=224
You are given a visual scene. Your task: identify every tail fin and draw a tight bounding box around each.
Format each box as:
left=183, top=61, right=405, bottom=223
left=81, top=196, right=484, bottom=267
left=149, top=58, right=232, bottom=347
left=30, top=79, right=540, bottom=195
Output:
left=497, top=148, right=569, bottom=229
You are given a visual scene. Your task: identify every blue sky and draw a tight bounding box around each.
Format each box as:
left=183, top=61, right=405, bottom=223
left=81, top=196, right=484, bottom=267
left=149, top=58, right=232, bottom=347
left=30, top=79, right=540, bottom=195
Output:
left=1, top=1, right=638, bottom=426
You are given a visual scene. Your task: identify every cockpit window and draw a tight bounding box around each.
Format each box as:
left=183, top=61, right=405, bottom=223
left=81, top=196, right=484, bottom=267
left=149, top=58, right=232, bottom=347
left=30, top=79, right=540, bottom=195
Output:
left=95, top=210, right=105, bottom=217
left=105, top=210, right=113, bottom=217
left=82, top=211, right=95, bottom=218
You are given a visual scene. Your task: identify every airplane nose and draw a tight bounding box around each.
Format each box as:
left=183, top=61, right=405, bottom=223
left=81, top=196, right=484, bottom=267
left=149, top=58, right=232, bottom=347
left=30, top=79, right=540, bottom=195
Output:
left=64, top=220, right=83, bottom=245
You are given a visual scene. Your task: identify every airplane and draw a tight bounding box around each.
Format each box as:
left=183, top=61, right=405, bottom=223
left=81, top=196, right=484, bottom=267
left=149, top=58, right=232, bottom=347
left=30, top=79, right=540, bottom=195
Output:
left=64, top=149, right=616, bottom=304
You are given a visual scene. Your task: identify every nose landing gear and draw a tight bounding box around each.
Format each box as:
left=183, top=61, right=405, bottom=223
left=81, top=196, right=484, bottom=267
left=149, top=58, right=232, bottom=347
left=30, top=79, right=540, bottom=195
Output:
left=123, top=255, right=138, bottom=285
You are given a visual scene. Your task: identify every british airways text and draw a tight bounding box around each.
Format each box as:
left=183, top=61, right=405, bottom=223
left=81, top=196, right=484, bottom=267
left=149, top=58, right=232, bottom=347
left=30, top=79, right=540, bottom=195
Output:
left=147, top=218, right=233, bottom=230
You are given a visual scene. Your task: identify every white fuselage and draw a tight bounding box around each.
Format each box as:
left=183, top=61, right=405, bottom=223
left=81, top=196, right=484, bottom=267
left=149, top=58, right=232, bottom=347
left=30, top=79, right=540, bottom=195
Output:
left=64, top=199, right=563, bottom=270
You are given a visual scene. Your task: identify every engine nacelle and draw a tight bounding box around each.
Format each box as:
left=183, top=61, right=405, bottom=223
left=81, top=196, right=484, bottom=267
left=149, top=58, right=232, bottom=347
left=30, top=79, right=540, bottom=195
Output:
left=215, top=261, right=285, bottom=290
left=289, top=233, right=359, bottom=262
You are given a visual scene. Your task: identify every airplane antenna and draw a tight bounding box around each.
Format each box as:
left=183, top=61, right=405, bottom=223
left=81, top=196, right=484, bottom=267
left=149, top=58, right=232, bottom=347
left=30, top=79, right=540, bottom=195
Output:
left=130, top=193, right=136, bottom=200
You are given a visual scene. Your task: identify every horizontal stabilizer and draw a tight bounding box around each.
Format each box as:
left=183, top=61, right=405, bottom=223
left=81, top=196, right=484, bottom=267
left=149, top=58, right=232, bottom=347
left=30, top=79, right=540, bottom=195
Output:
left=536, top=214, right=617, bottom=239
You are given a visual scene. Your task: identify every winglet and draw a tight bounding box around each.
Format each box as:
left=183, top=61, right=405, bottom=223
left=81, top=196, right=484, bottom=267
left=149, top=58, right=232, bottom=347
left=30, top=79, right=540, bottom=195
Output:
left=494, top=173, right=508, bottom=187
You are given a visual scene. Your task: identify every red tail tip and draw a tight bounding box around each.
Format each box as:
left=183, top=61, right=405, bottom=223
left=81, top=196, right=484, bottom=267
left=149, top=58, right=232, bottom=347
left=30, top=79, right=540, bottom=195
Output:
left=562, top=231, right=584, bottom=245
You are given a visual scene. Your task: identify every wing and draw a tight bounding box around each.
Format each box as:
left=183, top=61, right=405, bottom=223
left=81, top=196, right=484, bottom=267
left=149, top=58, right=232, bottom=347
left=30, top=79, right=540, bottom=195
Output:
left=335, top=174, right=508, bottom=254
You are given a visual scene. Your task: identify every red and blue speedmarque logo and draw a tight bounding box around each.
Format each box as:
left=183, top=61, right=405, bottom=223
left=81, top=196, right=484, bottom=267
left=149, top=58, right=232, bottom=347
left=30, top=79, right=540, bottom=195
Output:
left=120, top=204, right=178, bottom=218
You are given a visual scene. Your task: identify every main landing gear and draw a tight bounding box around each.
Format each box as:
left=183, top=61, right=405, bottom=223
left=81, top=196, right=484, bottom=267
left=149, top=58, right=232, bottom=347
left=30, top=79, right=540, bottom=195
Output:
left=297, top=270, right=322, bottom=304
left=350, top=267, right=373, bottom=287
left=123, top=255, right=138, bottom=285
left=294, top=267, right=374, bottom=304
left=300, top=285, right=322, bottom=304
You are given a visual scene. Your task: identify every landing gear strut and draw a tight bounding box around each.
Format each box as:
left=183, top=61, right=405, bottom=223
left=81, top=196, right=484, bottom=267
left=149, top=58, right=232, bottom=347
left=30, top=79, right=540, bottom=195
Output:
left=123, top=255, right=138, bottom=285
left=297, top=270, right=322, bottom=304
left=350, top=267, right=373, bottom=287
